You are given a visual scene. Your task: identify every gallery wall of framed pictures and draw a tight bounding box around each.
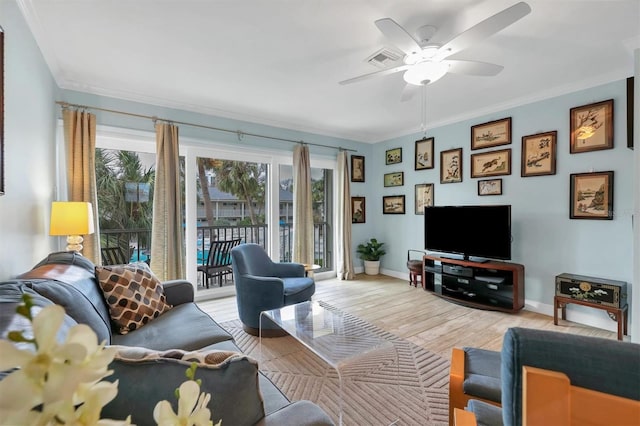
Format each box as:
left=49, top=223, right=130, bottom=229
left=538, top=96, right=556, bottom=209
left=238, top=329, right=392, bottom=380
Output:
left=372, top=90, right=626, bottom=221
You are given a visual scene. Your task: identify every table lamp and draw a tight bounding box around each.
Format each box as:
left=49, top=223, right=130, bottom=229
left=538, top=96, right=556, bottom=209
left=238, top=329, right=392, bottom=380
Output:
left=50, top=201, right=95, bottom=252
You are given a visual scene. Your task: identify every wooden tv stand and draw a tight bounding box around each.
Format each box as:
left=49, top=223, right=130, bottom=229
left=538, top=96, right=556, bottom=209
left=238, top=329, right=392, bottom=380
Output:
left=422, top=254, right=525, bottom=313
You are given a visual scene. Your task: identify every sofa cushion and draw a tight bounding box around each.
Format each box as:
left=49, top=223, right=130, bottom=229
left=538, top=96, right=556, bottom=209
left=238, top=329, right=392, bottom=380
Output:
left=104, top=346, right=265, bottom=426
left=111, top=303, right=233, bottom=351
left=16, top=276, right=112, bottom=345
left=96, top=263, right=172, bottom=334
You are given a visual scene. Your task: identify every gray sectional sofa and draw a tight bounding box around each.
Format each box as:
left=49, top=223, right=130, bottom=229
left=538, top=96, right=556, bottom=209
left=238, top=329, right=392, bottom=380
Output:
left=0, top=251, right=333, bottom=426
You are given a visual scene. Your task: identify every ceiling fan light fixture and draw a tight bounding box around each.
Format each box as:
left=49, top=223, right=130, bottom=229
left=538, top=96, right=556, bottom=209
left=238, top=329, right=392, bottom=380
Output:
left=403, top=61, right=449, bottom=86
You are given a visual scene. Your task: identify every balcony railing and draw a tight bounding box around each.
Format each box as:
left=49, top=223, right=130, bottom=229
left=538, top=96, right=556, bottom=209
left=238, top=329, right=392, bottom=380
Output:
left=100, top=223, right=331, bottom=288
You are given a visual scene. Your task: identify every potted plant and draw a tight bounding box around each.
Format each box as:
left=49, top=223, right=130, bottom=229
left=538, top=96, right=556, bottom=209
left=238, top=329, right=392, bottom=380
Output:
left=357, top=238, right=386, bottom=275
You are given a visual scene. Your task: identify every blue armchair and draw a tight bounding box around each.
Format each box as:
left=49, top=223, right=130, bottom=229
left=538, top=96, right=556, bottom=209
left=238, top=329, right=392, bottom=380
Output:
left=231, top=244, right=315, bottom=336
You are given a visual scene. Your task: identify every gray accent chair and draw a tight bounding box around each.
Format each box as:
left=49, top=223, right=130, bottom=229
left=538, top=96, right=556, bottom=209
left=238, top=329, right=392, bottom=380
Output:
left=231, top=244, right=315, bottom=336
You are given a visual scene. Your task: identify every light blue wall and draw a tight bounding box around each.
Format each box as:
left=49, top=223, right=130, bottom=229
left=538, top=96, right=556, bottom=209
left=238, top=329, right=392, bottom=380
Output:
left=0, top=0, right=59, bottom=279
left=374, top=80, right=633, bottom=331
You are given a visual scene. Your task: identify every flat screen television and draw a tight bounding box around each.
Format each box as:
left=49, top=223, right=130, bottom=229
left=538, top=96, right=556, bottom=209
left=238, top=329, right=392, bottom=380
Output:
left=424, top=205, right=511, bottom=260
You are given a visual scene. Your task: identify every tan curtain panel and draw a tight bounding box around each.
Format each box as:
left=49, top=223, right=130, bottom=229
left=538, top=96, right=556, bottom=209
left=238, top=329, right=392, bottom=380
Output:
left=292, top=144, right=314, bottom=265
left=150, top=122, right=185, bottom=281
left=62, top=109, right=100, bottom=264
left=336, top=151, right=354, bottom=280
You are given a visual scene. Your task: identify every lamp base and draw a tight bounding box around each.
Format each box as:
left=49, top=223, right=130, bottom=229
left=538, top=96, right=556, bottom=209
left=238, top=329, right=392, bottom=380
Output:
left=66, top=235, right=84, bottom=252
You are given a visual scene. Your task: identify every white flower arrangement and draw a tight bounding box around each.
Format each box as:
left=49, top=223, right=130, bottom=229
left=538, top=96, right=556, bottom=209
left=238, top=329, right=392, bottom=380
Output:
left=0, top=295, right=220, bottom=426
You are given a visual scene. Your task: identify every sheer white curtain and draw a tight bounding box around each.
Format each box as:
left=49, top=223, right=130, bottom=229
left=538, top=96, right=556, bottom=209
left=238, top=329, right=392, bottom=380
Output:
left=62, top=109, right=100, bottom=264
left=292, top=144, right=314, bottom=265
left=150, top=122, right=185, bottom=280
left=336, top=151, right=354, bottom=279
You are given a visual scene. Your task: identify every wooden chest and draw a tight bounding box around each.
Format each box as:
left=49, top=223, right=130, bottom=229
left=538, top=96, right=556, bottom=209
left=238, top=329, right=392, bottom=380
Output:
left=555, top=273, right=627, bottom=308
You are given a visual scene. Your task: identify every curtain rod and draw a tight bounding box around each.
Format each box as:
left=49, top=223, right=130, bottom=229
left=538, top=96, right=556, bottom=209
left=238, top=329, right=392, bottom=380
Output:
left=56, top=101, right=357, bottom=153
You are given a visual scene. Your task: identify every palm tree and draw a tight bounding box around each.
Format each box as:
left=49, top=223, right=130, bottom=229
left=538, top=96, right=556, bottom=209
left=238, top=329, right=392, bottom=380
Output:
left=95, top=149, right=155, bottom=258
left=212, top=160, right=265, bottom=226
left=196, top=157, right=222, bottom=226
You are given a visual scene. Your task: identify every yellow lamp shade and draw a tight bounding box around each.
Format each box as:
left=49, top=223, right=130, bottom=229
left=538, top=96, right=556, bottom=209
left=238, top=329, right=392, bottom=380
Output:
left=50, top=201, right=95, bottom=236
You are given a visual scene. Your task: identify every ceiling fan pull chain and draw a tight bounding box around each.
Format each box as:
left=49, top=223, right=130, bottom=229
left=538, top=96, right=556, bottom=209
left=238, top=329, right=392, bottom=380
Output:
left=421, top=85, right=427, bottom=137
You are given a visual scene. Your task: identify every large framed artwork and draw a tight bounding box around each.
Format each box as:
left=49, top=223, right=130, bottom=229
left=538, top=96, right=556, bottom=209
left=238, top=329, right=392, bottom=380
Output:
left=351, top=196, right=365, bottom=223
left=570, top=171, right=614, bottom=220
left=382, top=195, right=405, bottom=214
left=440, top=148, right=462, bottom=184
left=414, top=137, right=434, bottom=170
left=470, top=149, right=511, bottom=178
left=414, top=183, right=434, bottom=214
left=521, top=131, right=557, bottom=177
left=471, top=117, right=511, bottom=150
left=350, top=155, right=365, bottom=182
left=570, top=99, right=614, bottom=153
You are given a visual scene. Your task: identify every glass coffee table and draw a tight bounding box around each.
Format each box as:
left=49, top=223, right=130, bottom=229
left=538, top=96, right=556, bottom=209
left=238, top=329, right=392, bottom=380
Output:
left=260, top=300, right=398, bottom=425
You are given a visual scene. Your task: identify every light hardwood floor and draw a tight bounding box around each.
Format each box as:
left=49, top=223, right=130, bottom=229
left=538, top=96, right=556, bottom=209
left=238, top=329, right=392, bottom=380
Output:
left=197, top=274, right=618, bottom=360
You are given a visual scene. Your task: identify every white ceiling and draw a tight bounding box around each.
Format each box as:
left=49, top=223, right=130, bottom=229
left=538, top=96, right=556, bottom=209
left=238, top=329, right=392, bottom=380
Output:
left=20, top=0, right=640, bottom=143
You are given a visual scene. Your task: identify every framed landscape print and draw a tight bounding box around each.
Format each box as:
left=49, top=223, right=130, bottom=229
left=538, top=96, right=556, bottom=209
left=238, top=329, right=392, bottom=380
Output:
left=382, top=195, right=405, bottom=214
left=383, top=171, right=403, bottom=187
left=478, top=179, right=502, bottom=196
left=570, top=171, right=614, bottom=220
left=350, top=155, right=365, bottom=182
left=385, top=147, right=402, bottom=165
left=570, top=99, right=614, bottom=153
left=521, top=131, right=557, bottom=177
left=440, top=148, right=462, bottom=184
left=470, top=148, right=511, bottom=178
left=471, top=117, right=511, bottom=150
left=415, top=183, right=434, bottom=214
left=415, top=137, right=434, bottom=170
left=351, top=196, right=365, bottom=223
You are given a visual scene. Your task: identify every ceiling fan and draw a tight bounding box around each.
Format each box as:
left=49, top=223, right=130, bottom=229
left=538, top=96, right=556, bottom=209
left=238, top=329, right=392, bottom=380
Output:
left=339, top=2, right=531, bottom=101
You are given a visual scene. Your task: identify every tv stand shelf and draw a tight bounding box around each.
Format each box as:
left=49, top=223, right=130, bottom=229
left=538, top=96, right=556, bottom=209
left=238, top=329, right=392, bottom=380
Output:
left=422, top=255, right=525, bottom=313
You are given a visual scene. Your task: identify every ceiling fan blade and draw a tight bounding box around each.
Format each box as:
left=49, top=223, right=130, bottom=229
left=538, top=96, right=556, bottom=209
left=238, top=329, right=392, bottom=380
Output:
left=375, top=18, right=422, bottom=55
left=446, top=60, right=504, bottom=76
left=400, top=83, right=421, bottom=102
left=435, top=2, right=531, bottom=60
left=339, top=65, right=410, bottom=85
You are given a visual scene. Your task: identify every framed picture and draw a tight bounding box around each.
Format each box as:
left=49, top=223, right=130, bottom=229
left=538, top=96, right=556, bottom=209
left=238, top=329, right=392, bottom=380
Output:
left=440, top=148, right=463, bottom=184
left=351, top=196, right=365, bottom=223
left=470, top=148, right=511, bottom=178
left=350, top=155, right=365, bottom=182
left=415, top=137, right=434, bottom=170
left=478, top=179, right=503, bottom=196
left=385, top=147, right=402, bottom=165
left=521, top=131, right=557, bottom=177
left=383, top=195, right=405, bottom=214
left=471, top=117, right=512, bottom=150
left=383, top=171, right=404, bottom=187
left=415, top=183, right=434, bottom=214
left=570, top=171, right=614, bottom=220
left=570, top=99, right=614, bottom=153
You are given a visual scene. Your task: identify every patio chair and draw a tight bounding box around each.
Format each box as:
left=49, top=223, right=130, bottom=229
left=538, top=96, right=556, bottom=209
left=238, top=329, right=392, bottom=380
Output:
left=198, top=239, right=242, bottom=288
left=101, top=246, right=130, bottom=266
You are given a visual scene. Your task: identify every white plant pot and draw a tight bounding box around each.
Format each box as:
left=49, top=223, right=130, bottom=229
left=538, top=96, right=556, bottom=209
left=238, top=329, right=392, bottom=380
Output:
left=363, top=260, right=381, bottom=275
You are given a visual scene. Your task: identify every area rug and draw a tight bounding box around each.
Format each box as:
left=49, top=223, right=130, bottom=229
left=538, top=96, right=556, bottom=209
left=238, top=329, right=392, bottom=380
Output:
left=220, top=308, right=451, bottom=426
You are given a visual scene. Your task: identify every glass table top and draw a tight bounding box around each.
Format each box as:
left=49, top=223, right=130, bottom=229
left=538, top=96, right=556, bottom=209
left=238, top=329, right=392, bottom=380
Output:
left=260, top=300, right=395, bottom=369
